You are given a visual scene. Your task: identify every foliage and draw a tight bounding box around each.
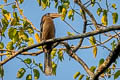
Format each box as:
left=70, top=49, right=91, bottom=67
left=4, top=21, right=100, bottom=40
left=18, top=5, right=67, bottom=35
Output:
left=0, top=0, right=120, bottom=80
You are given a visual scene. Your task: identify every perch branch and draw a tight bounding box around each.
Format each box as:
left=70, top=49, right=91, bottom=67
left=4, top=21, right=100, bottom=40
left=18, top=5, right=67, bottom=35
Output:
left=0, top=25, right=120, bottom=65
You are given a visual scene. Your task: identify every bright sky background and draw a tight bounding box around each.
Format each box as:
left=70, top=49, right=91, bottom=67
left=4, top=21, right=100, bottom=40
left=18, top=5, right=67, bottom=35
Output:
left=1, top=0, right=120, bottom=80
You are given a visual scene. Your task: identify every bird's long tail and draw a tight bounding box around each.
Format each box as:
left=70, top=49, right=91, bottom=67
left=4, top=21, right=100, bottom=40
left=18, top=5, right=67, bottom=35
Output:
left=44, top=45, right=52, bottom=75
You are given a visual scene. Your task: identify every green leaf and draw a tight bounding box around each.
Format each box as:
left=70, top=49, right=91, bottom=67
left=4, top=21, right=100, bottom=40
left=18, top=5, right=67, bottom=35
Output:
left=99, top=58, right=104, bottom=66
left=90, top=66, right=96, bottom=72
left=97, top=8, right=102, bottom=16
left=112, top=64, right=116, bottom=71
left=62, top=1, right=69, bottom=9
left=28, top=37, right=34, bottom=46
left=8, top=27, right=17, bottom=39
left=2, top=9, right=8, bottom=14
left=13, top=12, right=19, bottom=22
left=101, top=10, right=108, bottom=26
left=17, top=68, right=26, bottom=78
left=51, top=48, right=57, bottom=59
left=86, top=76, right=90, bottom=80
left=112, top=12, right=118, bottom=24
left=54, top=0, right=58, bottom=8
left=78, top=74, right=84, bottom=80
left=18, top=31, right=29, bottom=41
left=89, top=36, right=96, bottom=46
left=58, top=6, right=63, bottom=13
left=0, top=42, right=4, bottom=49
left=27, top=27, right=34, bottom=34
left=6, top=41, right=14, bottom=50
left=24, top=58, right=32, bottom=64
left=39, top=63, right=43, bottom=72
left=1, top=18, right=9, bottom=33
left=12, top=5, right=17, bottom=9
left=73, top=72, right=80, bottom=79
left=26, top=74, right=32, bottom=80
left=111, top=40, right=116, bottom=50
left=114, top=70, right=120, bottom=79
left=52, top=62, right=57, bottom=75
left=57, top=49, right=64, bottom=61
left=68, top=9, right=74, bottom=20
left=91, top=0, right=95, bottom=7
left=0, top=66, right=4, bottom=78
left=37, top=0, right=41, bottom=6
left=19, top=0, right=24, bottom=4
left=33, top=69, right=40, bottom=79
left=12, top=31, right=19, bottom=44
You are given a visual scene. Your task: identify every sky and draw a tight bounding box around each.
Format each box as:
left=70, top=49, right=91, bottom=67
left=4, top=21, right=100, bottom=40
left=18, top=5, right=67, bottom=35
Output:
left=0, top=0, right=120, bottom=80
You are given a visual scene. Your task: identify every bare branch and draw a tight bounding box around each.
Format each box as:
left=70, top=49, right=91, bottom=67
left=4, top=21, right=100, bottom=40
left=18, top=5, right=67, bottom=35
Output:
left=0, top=1, right=15, bottom=6
left=73, top=7, right=87, bottom=52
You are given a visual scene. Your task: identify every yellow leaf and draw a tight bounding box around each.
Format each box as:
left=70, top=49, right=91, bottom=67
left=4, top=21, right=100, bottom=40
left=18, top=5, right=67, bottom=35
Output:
left=112, top=4, right=116, bottom=9
left=41, top=1, right=47, bottom=9
left=68, top=9, right=73, bottom=18
left=61, top=8, right=67, bottom=21
left=89, top=36, right=96, bottom=46
left=73, top=72, right=80, bottom=79
left=101, top=11, right=108, bottom=26
left=101, top=15, right=108, bottom=26
left=34, top=33, right=40, bottom=43
left=51, top=48, right=57, bottom=59
left=112, top=12, right=118, bottom=24
left=4, top=13, right=11, bottom=20
left=67, top=32, right=74, bottom=36
left=28, top=37, right=34, bottom=46
left=93, top=46, right=97, bottom=58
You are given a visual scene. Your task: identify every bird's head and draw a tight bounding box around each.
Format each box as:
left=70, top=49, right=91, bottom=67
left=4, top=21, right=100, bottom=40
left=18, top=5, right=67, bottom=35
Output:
left=44, top=13, right=62, bottom=19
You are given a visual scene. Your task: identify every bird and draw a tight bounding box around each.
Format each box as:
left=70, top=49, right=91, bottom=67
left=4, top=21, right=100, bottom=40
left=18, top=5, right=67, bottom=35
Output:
left=40, top=13, right=61, bottom=75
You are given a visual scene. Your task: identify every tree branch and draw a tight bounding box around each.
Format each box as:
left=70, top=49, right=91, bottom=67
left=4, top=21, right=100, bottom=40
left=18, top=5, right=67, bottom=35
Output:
left=74, top=0, right=98, bottom=29
left=0, top=25, right=120, bottom=65
left=73, top=7, right=87, bottom=52
left=92, top=41, right=120, bottom=80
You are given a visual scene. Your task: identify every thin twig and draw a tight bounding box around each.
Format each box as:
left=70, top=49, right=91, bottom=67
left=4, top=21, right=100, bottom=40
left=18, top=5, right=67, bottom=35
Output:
left=64, top=20, right=80, bottom=34
left=61, top=41, right=94, bottom=78
left=74, top=0, right=99, bottom=29
left=15, top=0, right=40, bottom=32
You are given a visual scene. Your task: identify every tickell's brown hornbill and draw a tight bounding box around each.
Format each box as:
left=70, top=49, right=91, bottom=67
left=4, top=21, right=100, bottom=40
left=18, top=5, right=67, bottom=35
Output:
left=40, top=13, right=61, bottom=75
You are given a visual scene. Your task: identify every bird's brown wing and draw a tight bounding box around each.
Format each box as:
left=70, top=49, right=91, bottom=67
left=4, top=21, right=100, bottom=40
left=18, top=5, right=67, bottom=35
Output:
left=40, top=16, right=55, bottom=75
